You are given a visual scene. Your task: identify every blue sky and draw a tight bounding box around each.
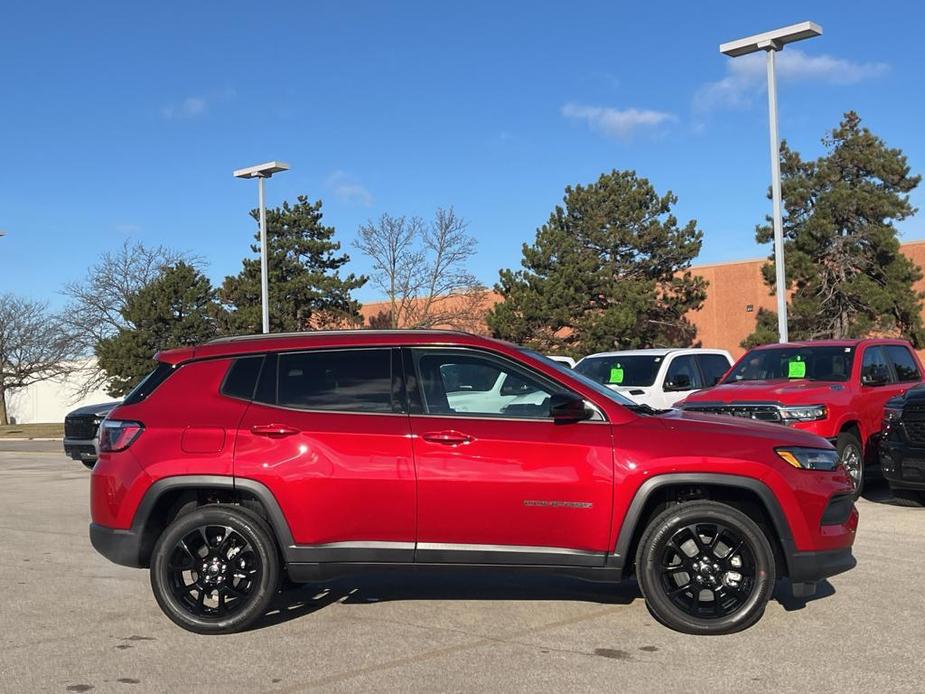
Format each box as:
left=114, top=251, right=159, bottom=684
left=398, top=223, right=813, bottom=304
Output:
left=2, top=1, right=923, bottom=307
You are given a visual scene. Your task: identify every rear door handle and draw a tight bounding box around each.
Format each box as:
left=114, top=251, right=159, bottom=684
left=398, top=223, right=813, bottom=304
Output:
left=250, top=424, right=300, bottom=437
left=421, top=430, right=473, bottom=446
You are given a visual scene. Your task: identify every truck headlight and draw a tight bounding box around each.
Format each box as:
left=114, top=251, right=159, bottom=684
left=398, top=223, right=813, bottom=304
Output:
left=779, top=404, right=827, bottom=422
left=776, top=447, right=839, bottom=471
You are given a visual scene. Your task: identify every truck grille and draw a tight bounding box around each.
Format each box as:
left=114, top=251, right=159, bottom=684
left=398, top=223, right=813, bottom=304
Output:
left=901, top=404, right=925, bottom=444
left=683, top=404, right=783, bottom=423
left=64, top=415, right=100, bottom=440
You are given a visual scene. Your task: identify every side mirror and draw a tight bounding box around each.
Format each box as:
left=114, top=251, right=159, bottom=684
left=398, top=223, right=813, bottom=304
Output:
left=549, top=392, right=592, bottom=422
left=862, top=364, right=891, bottom=387
left=664, top=373, right=692, bottom=392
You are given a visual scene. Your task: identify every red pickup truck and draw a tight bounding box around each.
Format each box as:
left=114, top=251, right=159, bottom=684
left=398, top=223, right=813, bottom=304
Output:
left=678, top=339, right=924, bottom=497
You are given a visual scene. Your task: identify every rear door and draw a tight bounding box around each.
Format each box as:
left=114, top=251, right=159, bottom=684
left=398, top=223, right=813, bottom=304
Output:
left=858, top=345, right=905, bottom=443
left=233, top=348, right=416, bottom=562
left=406, top=347, right=614, bottom=565
left=696, top=353, right=733, bottom=389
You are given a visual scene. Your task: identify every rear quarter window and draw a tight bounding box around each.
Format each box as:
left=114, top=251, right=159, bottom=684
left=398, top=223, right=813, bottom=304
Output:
left=221, top=355, right=265, bottom=400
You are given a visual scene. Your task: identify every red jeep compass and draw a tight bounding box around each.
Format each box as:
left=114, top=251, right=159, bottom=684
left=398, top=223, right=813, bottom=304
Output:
left=90, top=330, right=857, bottom=635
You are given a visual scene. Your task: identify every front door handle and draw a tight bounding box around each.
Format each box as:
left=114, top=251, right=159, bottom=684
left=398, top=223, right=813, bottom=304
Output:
left=421, top=430, right=473, bottom=446
left=250, top=424, right=300, bottom=437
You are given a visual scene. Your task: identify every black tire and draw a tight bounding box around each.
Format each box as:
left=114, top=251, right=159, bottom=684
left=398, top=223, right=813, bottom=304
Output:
left=81, top=460, right=96, bottom=470
left=836, top=431, right=864, bottom=500
left=150, top=504, right=280, bottom=634
left=635, top=501, right=775, bottom=635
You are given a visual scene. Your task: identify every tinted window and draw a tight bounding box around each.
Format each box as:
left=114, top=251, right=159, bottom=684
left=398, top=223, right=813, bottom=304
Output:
left=664, top=355, right=702, bottom=390
left=698, top=354, right=732, bottom=387
left=861, top=346, right=894, bottom=384
left=574, top=355, right=663, bottom=387
left=277, top=349, right=393, bottom=413
left=725, top=346, right=854, bottom=383
left=439, top=362, right=500, bottom=392
left=885, top=346, right=921, bottom=382
left=221, top=356, right=264, bottom=400
left=122, top=362, right=176, bottom=405
left=414, top=350, right=560, bottom=419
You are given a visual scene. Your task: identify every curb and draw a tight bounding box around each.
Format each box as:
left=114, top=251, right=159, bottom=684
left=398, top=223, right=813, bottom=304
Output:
left=0, top=437, right=62, bottom=442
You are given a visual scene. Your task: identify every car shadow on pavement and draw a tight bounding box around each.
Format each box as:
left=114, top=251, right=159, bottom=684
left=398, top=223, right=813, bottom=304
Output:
left=773, top=579, right=835, bottom=612
left=861, top=479, right=925, bottom=507
left=253, top=570, right=642, bottom=631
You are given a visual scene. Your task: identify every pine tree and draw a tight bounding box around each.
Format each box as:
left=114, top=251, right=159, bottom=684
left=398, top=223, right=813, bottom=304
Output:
left=487, top=170, right=707, bottom=356
left=96, top=262, right=218, bottom=396
left=745, top=112, right=924, bottom=347
left=219, top=195, right=366, bottom=333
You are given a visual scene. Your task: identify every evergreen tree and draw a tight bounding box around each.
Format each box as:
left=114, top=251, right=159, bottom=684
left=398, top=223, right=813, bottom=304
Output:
left=96, top=262, right=218, bottom=396
left=487, top=170, right=707, bottom=355
left=219, top=195, right=366, bottom=333
left=745, top=112, right=924, bottom=346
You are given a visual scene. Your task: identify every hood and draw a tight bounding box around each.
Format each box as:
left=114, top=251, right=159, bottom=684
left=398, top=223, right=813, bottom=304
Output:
left=66, top=401, right=121, bottom=417
left=681, top=379, right=847, bottom=405
left=656, top=408, right=833, bottom=448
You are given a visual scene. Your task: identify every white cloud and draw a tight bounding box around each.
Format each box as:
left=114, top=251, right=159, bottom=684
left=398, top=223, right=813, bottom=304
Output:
left=325, top=170, right=373, bottom=207
left=694, top=49, right=889, bottom=113
left=561, top=103, right=676, bottom=141
left=160, top=88, right=236, bottom=120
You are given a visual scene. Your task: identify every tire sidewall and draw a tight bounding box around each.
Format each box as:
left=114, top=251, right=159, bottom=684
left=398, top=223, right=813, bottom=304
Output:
left=636, top=502, right=775, bottom=635
left=836, top=432, right=864, bottom=499
left=150, top=505, right=280, bottom=634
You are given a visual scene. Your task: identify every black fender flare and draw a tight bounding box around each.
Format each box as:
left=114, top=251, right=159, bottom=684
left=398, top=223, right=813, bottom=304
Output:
left=607, top=473, right=796, bottom=575
left=130, top=475, right=296, bottom=560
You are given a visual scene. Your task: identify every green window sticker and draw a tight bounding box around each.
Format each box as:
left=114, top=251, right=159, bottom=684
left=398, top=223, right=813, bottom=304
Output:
left=788, top=358, right=806, bottom=379
left=609, top=364, right=624, bottom=384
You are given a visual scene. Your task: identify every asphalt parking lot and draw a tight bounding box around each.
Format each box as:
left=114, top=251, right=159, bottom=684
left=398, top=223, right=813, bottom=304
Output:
left=1, top=441, right=923, bottom=694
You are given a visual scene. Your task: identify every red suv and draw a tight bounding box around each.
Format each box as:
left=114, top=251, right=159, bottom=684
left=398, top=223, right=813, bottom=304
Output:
left=678, top=339, right=924, bottom=497
left=90, top=330, right=857, bottom=635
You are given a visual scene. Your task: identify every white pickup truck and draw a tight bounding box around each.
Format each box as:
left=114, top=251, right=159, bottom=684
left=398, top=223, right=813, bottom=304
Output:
left=573, top=348, right=733, bottom=409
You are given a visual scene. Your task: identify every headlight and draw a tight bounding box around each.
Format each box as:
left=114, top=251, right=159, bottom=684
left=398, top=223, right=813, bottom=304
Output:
left=779, top=404, right=827, bottom=422
left=776, top=447, right=839, bottom=471
left=883, top=406, right=903, bottom=423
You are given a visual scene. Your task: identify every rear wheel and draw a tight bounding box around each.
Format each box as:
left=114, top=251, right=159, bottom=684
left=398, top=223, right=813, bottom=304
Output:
left=836, top=432, right=864, bottom=500
left=635, top=501, right=775, bottom=635
left=150, top=505, right=280, bottom=634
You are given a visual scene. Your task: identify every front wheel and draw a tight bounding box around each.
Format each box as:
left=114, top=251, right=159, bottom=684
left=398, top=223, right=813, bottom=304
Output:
left=635, top=501, right=775, bottom=635
left=150, top=505, right=280, bottom=634
left=836, top=432, right=864, bottom=500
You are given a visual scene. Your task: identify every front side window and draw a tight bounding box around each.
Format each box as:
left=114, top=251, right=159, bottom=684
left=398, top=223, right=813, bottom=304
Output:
left=885, top=345, right=921, bottom=382
left=725, top=346, right=854, bottom=383
left=860, top=346, right=894, bottom=385
left=574, top=355, right=663, bottom=387
left=276, top=349, right=393, bottom=413
left=413, top=350, right=559, bottom=419
left=664, top=355, right=702, bottom=391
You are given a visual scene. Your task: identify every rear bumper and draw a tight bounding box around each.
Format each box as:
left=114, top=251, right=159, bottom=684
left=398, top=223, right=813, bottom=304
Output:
left=89, top=523, right=144, bottom=568
left=788, top=547, right=856, bottom=583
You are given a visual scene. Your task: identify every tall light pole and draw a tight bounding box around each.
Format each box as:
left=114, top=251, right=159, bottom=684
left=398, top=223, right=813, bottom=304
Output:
left=233, top=161, right=290, bottom=334
left=721, top=21, right=822, bottom=343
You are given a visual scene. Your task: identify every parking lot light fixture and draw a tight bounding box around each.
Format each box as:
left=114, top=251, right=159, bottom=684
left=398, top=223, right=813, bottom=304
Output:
left=720, top=21, right=822, bottom=344
left=233, top=161, right=291, bottom=334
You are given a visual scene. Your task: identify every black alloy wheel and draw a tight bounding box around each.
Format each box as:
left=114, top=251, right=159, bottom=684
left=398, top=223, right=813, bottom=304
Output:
left=636, top=501, right=775, bottom=635
left=150, top=505, right=279, bottom=634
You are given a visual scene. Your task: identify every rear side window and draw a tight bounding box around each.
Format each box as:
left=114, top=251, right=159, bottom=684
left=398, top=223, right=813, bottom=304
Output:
left=885, top=346, right=921, bottom=382
left=122, top=362, right=176, bottom=405
left=221, top=356, right=265, bottom=400
left=698, top=354, right=732, bottom=387
left=277, top=349, right=393, bottom=413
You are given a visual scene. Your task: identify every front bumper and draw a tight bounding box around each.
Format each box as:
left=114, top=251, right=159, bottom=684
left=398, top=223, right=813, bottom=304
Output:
left=879, top=441, right=925, bottom=489
left=89, top=523, right=144, bottom=568
left=64, top=438, right=97, bottom=463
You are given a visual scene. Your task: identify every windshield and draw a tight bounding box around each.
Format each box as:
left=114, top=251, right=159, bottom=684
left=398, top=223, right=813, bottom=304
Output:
left=520, top=349, right=642, bottom=409
left=724, top=346, right=854, bottom=383
left=574, top=355, right=662, bottom=387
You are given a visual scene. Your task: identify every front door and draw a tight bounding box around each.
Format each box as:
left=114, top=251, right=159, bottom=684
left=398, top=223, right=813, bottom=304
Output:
left=405, top=348, right=614, bottom=566
left=661, top=354, right=702, bottom=408
left=233, top=348, right=416, bottom=562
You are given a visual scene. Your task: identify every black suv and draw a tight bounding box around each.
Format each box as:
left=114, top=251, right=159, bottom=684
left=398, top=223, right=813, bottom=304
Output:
left=879, top=384, right=925, bottom=503
left=64, top=401, right=119, bottom=468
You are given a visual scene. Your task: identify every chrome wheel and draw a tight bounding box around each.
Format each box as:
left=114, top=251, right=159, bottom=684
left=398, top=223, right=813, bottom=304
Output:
left=840, top=444, right=863, bottom=491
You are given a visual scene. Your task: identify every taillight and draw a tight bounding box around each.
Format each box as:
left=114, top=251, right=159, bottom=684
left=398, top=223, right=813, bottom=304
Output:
left=99, top=420, right=144, bottom=452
